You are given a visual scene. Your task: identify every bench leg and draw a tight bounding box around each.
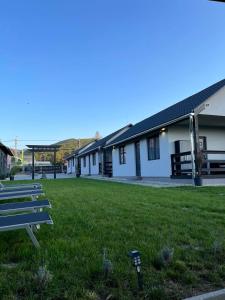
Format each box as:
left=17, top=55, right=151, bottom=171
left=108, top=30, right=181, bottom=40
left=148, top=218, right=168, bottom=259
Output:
left=26, top=225, right=40, bottom=248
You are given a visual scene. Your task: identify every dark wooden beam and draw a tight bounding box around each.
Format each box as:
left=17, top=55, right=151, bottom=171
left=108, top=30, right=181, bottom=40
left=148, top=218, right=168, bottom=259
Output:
left=53, top=150, right=56, bottom=179
left=32, top=147, right=35, bottom=180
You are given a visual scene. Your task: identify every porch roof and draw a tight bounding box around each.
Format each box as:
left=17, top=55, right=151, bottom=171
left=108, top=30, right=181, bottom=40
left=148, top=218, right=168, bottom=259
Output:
left=106, top=79, right=225, bottom=147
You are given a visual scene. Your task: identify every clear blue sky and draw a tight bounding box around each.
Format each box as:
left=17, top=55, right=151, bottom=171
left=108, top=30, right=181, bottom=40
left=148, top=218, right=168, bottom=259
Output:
left=0, top=0, right=225, bottom=148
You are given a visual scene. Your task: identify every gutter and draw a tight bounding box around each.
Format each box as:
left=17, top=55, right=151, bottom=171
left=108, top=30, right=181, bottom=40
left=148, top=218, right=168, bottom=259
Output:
left=105, top=113, right=191, bottom=148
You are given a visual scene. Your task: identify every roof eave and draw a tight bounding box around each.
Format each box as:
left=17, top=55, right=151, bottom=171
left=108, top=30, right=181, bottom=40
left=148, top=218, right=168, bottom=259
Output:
left=77, top=146, right=101, bottom=157
left=105, top=113, right=191, bottom=148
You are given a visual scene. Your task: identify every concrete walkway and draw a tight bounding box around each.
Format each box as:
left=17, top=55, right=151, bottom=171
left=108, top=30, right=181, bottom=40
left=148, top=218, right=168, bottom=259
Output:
left=3, top=173, right=193, bottom=187
left=82, top=175, right=193, bottom=187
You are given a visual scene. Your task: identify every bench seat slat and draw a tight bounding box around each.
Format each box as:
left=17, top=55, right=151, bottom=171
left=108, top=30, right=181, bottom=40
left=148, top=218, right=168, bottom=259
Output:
left=0, top=199, right=50, bottom=213
left=0, top=212, right=53, bottom=229
left=0, top=187, right=42, bottom=194
left=0, top=190, right=44, bottom=200
left=0, top=183, right=42, bottom=189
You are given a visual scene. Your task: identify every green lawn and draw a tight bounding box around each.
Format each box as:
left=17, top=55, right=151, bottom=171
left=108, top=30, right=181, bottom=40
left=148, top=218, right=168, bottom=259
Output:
left=1, top=178, right=225, bottom=299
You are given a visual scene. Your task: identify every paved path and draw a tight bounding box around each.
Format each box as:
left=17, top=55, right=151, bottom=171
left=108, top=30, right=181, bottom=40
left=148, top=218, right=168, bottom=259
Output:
left=3, top=173, right=193, bottom=187
left=82, top=175, right=193, bottom=187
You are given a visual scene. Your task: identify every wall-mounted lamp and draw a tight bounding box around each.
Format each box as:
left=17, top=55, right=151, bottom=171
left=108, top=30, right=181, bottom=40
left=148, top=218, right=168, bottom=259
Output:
left=160, top=127, right=167, bottom=134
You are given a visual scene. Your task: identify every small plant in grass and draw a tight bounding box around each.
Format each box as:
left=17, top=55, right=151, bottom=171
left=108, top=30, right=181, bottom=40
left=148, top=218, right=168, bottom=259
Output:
left=182, top=271, right=198, bottom=285
left=145, top=284, right=167, bottom=300
left=35, top=264, right=53, bottom=285
left=212, top=239, right=224, bottom=256
left=85, top=290, right=99, bottom=300
left=34, top=255, right=53, bottom=290
left=173, top=260, right=187, bottom=272
left=153, top=247, right=174, bottom=270
left=102, top=248, right=113, bottom=279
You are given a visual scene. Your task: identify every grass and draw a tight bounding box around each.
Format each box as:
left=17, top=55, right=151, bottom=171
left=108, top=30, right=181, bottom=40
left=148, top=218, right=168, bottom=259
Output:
left=1, top=178, right=225, bottom=299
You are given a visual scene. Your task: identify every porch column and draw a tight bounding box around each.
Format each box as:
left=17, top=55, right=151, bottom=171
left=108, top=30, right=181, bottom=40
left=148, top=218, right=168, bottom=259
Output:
left=189, top=113, right=200, bottom=179
left=189, top=114, right=196, bottom=179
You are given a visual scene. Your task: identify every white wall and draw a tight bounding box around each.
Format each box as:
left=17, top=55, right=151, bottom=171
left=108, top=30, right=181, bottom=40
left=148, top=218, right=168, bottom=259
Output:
left=168, top=125, right=190, bottom=153
left=169, top=124, right=225, bottom=166
left=112, top=143, right=136, bottom=177
left=89, top=151, right=99, bottom=175
left=112, top=132, right=174, bottom=178
left=112, top=125, right=225, bottom=178
left=140, top=132, right=171, bottom=177
left=200, top=86, right=225, bottom=116
left=199, top=127, right=225, bottom=160
left=81, top=155, right=90, bottom=175
left=67, top=157, right=75, bottom=174
left=169, top=125, right=225, bottom=158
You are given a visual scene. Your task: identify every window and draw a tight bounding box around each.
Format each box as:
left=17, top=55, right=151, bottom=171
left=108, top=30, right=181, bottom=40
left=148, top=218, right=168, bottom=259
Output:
left=83, top=156, right=86, bottom=167
left=119, top=146, right=126, bottom=164
left=92, top=152, right=96, bottom=165
left=73, top=157, right=75, bottom=166
left=147, top=135, right=160, bottom=160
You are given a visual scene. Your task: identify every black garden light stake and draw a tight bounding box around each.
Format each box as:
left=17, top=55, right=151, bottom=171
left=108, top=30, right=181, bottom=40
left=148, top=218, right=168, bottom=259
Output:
left=128, top=250, right=143, bottom=291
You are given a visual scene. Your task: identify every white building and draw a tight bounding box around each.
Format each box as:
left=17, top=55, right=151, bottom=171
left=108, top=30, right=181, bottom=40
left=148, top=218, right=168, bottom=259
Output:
left=105, top=79, right=225, bottom=185
left=0, top=143, right=13, bottom=178
left=77, top=125, right=132, bottom=177
left=65, top=142, right=95, bottom=175
left=66, top=153, right=76, bottom=174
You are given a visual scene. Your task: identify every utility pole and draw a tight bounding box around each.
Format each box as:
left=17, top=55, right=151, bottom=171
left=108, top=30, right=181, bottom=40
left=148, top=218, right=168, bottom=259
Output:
left=14, top=136, right=18, bottom=160
left=21, top=149, right=24, bottom=164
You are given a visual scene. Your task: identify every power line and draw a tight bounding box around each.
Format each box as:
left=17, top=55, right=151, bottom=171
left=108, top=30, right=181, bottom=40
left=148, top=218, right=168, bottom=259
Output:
left=3, top=139, right=60, bottom=142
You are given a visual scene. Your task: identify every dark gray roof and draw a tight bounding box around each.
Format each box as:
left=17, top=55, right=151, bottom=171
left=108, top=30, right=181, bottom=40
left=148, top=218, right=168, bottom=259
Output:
left=0, top=143, right=13, bottom=156
left=107, top=79, right=225, bottom=147
left=78, top=124, right=132, bottom=156
left=64, top=141, right=95, bottom=160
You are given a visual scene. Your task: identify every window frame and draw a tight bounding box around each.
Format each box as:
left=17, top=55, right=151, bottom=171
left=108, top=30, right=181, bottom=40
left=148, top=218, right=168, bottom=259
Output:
left=119, top=145, right=126, bottom=164
left=83, top=156, right=86, bottom=167
left=147, top=135, right=160, bottom=160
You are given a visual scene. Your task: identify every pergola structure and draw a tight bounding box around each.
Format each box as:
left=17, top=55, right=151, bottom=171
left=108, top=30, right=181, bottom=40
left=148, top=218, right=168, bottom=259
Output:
left=26, top=145, right=61, bottom=180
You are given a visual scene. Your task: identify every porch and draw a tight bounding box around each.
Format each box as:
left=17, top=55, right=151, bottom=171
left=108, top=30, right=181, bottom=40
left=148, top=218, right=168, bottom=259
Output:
left=170, top=114, right=225, bottom=182
left=171, top=150, right=225, bottom=178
